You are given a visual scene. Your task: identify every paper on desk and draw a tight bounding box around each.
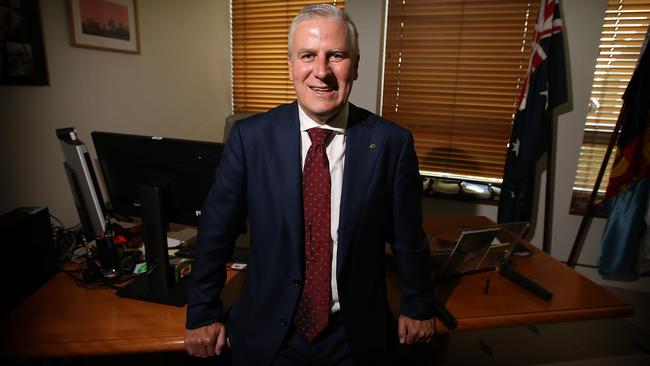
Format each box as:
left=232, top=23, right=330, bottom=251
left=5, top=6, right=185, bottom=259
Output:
left=167, top=227, right=197, bottom=248
left=167, top=237, right=181, bottom=248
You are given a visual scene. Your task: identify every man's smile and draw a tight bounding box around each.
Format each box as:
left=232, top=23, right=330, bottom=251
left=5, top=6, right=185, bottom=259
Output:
left=309, top=85, right=337, bottom=93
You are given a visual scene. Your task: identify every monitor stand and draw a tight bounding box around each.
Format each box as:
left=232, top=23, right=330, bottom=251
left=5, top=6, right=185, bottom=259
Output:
left=116, top=184, right=188, bottom=307
left=116, top=272, right=188, bottom=307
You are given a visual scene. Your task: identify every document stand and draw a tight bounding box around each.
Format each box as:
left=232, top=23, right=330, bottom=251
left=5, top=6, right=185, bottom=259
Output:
left=430, top=222, right=553, bottom=301
left=499, top=259, right=553, bottom=301
left=116, top=185, right=188, bottom=307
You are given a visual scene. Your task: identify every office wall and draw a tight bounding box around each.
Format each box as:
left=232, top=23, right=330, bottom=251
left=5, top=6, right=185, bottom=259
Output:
left=1, top=0, right=646, bottom=292
left=0, top=0, right=231, bottom=227
left=346, top=0, right=384, bottom=112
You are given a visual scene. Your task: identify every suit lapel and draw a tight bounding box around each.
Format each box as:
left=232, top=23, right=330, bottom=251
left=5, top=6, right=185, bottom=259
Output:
left=268, top=102, right=304, bottom=271
left=337, top=104, right=382, bottom=276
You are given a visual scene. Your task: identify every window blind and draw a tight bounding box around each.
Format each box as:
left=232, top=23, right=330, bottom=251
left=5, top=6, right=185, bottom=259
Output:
left=231, top=0, right=345, bottom=114
left=570, top=0, right=650, bottom=213
left=381, top=0, right=539, bottom=182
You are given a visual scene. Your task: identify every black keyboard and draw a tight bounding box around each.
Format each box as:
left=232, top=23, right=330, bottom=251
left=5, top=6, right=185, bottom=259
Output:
left=174, top=241, right=249, bottom=264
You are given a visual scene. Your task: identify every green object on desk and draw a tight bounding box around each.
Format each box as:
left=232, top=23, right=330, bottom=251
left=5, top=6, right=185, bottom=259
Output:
left=134, top=262, right=147, bottom=274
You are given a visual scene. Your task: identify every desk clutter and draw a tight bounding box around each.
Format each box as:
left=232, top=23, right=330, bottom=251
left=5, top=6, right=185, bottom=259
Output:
left=63, top=219, right=249, bottom=303
left=63, top=220, right=193, bottom=289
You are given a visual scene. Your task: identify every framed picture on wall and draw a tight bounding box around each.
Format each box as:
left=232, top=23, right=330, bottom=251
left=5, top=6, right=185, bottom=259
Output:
left=67, top=0, right=140, bottom=54
left=0, top=0, right=49, bottom=85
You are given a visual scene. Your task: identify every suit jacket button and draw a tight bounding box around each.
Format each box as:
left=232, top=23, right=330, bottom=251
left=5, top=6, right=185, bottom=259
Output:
left=280, top=319, right=288, bottom=327
left=292, top=278, right=303, bottom=286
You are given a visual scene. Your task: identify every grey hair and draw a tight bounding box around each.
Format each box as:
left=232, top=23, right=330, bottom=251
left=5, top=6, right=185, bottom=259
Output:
left=288, top=4, right=359, bottom=60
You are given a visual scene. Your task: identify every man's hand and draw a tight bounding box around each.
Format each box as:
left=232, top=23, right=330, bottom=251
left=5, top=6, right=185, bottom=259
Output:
left=398, top=314, right=435, bottom=344
left=184, top=322, right=228, bottom=358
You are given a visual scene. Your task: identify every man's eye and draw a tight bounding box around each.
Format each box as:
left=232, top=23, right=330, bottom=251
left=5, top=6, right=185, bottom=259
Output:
left=301, top=54, right=314, bottom=61
left=330, top=54, right=345, bottom=62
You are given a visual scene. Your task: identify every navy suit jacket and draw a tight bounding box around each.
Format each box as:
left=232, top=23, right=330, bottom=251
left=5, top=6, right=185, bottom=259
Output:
left=186, top=102, right=434, bottom=365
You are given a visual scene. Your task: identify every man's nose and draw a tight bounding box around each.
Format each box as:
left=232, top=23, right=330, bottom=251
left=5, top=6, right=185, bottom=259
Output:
left=313, top=56, right=331, bottom=79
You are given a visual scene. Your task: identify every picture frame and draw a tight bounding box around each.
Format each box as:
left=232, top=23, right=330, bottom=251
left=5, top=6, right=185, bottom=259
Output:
left=0, top=0, right=49, bottom=85
left=67, top=0, right=140, bottom=54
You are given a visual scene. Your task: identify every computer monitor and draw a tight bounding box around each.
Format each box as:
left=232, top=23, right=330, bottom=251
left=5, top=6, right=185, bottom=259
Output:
left=91, top=131, right=222, bottom=226
left=91, top=131, right=223, bottom=306
left=56, top=128, right=106, bottom=242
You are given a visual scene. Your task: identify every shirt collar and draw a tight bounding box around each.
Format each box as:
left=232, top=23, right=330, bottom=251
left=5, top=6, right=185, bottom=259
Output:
left=298, top=102, right=348, bottom=134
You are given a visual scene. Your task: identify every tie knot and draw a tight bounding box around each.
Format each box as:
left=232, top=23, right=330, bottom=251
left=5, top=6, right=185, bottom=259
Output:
left=307, top=128, right=332, bottom=146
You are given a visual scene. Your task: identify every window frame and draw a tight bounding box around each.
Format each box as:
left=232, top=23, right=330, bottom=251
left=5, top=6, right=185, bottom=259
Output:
left=569, top=0, right=650, bottom=215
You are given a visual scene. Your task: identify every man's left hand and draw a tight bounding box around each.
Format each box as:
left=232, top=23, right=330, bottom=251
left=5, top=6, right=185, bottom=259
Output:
left=398, top=314, right=435, bottom=344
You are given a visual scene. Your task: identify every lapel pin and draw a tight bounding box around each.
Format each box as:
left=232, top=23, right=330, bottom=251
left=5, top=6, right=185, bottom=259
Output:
left=369, top=143, right=377, bottom=150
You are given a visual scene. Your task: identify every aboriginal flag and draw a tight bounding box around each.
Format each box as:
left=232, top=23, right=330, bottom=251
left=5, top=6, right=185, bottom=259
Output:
left=599, top=42, right=650, bottom=276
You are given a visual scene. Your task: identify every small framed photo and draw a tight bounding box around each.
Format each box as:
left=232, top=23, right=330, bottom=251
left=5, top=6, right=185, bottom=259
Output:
left=67, top=0, right=140, bottom=54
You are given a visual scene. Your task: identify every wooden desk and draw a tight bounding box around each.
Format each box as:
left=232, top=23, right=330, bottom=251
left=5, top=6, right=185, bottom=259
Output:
left=387, top=216, right=633, bottom=332
left=0, top=267, right=244, bottom=358
left=0, top=216, right=633, bottom=358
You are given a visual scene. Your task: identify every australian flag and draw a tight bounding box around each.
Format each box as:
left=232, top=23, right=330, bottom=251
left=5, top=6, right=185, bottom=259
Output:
left=599, top=42, right=650, bottom=276
left=498, top=0, right=568, bottom=224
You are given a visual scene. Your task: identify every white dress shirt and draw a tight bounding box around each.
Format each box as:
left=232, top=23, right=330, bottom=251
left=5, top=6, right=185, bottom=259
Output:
left=298, top=103, right=347, bottom=313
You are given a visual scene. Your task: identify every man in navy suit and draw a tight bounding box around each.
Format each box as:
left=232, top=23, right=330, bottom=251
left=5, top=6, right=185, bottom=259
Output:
left=185, top=4, right=435, bottom=365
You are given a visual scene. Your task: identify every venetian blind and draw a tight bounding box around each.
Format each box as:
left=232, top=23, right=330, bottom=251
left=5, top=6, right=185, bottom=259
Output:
left=382, top=0, right=539, bottom=181
left=570, top=0, right=650, bottom=213
left=231, top=0, right=345, bottom=113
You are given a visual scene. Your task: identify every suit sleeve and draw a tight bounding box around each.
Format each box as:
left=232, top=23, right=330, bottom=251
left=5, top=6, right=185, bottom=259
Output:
left=185, top=123, right=248, bottom=329
left=390, top=131, right=435, bottom=320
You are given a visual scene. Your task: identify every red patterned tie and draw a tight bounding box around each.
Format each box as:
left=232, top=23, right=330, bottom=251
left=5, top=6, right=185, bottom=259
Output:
left=294, top=128, right=333, bottom=341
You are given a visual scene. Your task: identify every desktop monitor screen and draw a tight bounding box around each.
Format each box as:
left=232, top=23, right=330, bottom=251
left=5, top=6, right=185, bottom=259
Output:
left=91, top=131, right=223, bottom=226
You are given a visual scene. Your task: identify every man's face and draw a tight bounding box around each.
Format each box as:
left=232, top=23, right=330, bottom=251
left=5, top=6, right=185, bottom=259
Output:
left=288, top=17, right=359, bottom=124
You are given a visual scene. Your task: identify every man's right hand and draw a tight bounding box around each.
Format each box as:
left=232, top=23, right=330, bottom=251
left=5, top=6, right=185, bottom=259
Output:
left=184, top=322, right=228, bottom=358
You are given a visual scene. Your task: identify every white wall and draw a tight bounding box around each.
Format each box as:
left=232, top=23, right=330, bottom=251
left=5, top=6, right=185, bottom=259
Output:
left=0, top=0, right=231, bottom=227
left=346, top=0, right=384, bottom=113
left=1, top=0, right=646, bottom=292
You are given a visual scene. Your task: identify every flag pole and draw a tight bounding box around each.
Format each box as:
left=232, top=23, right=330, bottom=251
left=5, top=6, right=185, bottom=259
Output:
left=566, top=107, right=625, bottom=268
left=543, top=111, right=554, bottom=254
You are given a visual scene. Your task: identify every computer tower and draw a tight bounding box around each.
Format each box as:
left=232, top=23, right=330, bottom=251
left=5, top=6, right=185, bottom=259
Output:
left=0, top=207, right=57, bottom=315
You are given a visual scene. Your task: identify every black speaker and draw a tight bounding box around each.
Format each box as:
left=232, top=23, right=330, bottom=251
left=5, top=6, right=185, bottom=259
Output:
left=116, top=185, right=187, bottom=306
left=0, top=207, right=57, bottom=314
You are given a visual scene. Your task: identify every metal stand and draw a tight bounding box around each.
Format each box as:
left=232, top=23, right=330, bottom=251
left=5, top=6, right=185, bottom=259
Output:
left=543, top=112, right=555, bottom=254
left=499, top=259, right=553, bottom=301
left=566, top=105, right=626, bottom=267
